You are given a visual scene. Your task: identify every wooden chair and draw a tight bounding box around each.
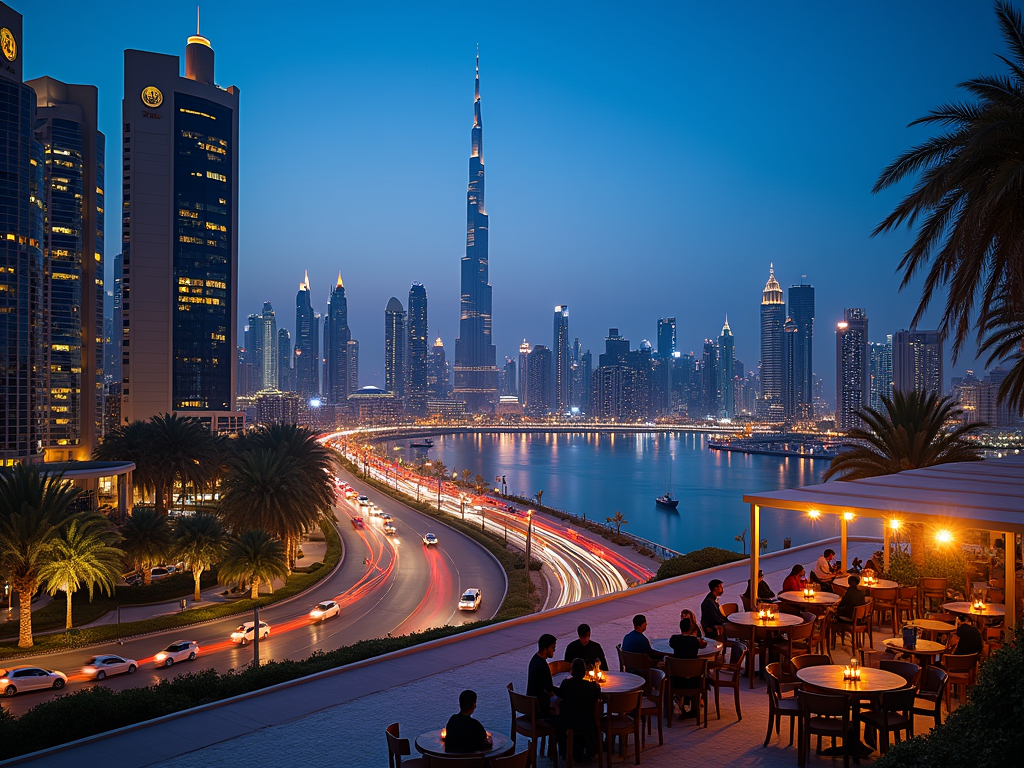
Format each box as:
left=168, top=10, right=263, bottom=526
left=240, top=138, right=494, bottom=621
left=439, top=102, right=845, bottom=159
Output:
left=664, top=656, right=709, bottom=728
left=982, top=626, right=1004, bottom=660
left=615, top=643, right=625, bottom=671
left=797, top=690, right=850, bottom=768
left=919, top=577, right=947, bottom=614
left=896, top=586, right=918, bottom=625
left=640, top=668, right=666, bottom=750
left=861, top=686, right=916, bottom=755
left=491, top=751, right=530, bottom=768
left=740, top=594, right=752, bottom=611
left=912, top=666, right=948, bottom=728
left=601, top=690, right=643, bottom=765
left=386, top=723, right=425, bottom=768
left=763, top=662, right=800, bottom=748
left=619, top=648, right=652, bottom=678
left=423, top=757, right=488, bottom=768
left=808, top=610, right=834, bottom=659
left=508, top=683, right=557, bottom=767
left=564, top=699, right=603, bottom=768
left=769, top=618, right=815, bottom=667
left=872, top=587, right=899, bottom=636
left=831, top=600, right=873, bottom=654
left=790, top=653, right=831, bottom=672
left=832, top=582, right=848, bottom=598
left=548, top=659, right=572, bottom=676
left=721, top=602, right=739, bottom=617
left=879, top=659, right=921, bottom=686
left=724, top=621, right=764, bottom=688
left=707, top=639, right=746, bottom=720
left=941, top=652, right=979, bottom=710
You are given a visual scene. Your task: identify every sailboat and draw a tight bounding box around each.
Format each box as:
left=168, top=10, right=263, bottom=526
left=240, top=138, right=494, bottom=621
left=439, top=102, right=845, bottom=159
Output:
left=656, top=459, right=679, bottom=509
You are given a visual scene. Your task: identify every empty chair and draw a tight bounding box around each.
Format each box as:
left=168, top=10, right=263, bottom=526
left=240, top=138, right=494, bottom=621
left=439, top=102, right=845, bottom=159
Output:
left=896, top=586, right=918, bottom=625
left=664, top=656, right=709, bottom=728
left=763, top=662, right=800, bottom=748
left=879, top=659, right=921, bottom=686
left=942, top=652, right=980, bottom=710
left=861, top=686, right=916, bottom=754
left=548, top=659, right=572, bottom=676
left=740, top=594, right=752, bottom=611
left=640, top=667, right=666, bottom=749
left=721, top=602, right=739, bottom=617
left=770, top=619, right=815, bottom=667
left=797, top=690, right=851, bottom=768
left=790, top=653, right=832, bottom=672
left=386, top=723, right=425, bottom=768
left=619, top=648, right=653, bottom=677
left=601, top=690, right=643, bottom=765
left=808, top=610, right=834, bottom=658
left=508, top=682, right=557, bottom=767
left=872, top=587, right=899, bottom=636
left=912, top=666, right=948, bottom=728
left=919, top=577, right=948, bottom=614
left=707, top=639, right=746, bottom=721
left=563, top=699, right=602, bottom=768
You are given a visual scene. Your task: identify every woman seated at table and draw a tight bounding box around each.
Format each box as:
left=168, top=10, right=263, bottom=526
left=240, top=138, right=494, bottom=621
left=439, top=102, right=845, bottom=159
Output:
left=444, top=690, right=492, bottom=753
left=556, top=658, right=601, bottom=763
left=742, top=569, right=777, bottom=603
left=782, top=564, right=806, bottom=593
left=669, top=617, right=707, bottom=717
left=835, top=574, right=866, bottom=621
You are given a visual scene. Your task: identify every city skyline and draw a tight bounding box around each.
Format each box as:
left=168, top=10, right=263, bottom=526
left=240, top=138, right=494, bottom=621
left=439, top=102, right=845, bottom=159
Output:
left=20, top=1, right=1006, bottom=395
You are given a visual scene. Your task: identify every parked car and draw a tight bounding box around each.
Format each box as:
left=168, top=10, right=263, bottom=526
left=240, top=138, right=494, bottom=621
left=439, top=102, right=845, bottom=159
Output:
left=231, top=621, right=271, bottom=646
left=0, top=667, right=67, bottom=696
left=154, top=640, right=199, bottom=667
left=383, top=522, right=397, bottom=535
left=357, top=495, right=370, bottom=506
left=345, top=490, right=359, bottom=500
left=309, top=600, right=341, bottom=621
left=458, top=588, right=482, bottom=611
left=149, top=567, right=171, bottom=580
left=81, top=655, right=137, bottom=680
left=422, top=533, right=439, bottom=546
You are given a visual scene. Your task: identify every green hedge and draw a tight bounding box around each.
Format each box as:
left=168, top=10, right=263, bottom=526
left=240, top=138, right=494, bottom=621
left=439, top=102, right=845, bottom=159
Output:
left=654, top=547, right=746, bottom=581
left=876, top=625, right=1024, bottom=767
left=0, top=623, right=493, bottom=760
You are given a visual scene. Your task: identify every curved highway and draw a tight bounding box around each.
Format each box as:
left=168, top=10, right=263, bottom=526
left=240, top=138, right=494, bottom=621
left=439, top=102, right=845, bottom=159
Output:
left=0, top=479, right=505, bottom=716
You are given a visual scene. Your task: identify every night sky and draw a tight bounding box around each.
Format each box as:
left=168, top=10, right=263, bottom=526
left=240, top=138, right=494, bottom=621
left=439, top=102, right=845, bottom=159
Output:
left=22, top=1, right=1004, bottom=396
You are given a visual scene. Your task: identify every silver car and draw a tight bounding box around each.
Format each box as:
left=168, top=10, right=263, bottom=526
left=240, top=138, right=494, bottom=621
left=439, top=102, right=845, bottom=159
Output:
left=82, top=655, right=137, bottom=680
left=154, top=640, right=199, bottom=667
left=0, top=667, right=67, bottom=696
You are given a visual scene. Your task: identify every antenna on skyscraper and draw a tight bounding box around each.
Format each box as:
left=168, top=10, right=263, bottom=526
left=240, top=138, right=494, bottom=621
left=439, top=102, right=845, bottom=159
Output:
left=196, top=6, right=201, bottom=35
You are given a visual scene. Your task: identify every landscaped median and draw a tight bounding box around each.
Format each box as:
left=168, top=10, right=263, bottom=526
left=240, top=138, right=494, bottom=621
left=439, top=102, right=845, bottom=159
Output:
left=0, top=519, right=343, bottom=660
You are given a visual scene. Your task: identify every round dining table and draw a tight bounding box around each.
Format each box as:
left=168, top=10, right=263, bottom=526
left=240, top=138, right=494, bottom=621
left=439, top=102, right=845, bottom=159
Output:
left=728, top=611, right=804, bottom=688
left=834, top=576, right=899, bottom=591
left=552, top=669, right=645, bottom=695
left=779, top=590, right=841, bottom=612
left=942, top=601, right=1005, bottom=626
left=882, top=637, right=947, bottom=668
left=650, top=637, right=723, bottom=657
left=905, top=618, right=955, bottom=641
left=415, top=729, right=512, bottom=760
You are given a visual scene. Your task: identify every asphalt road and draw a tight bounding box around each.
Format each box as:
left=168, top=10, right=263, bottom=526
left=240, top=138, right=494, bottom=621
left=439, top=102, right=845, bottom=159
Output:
left=0, top=472, right=505, bottom=716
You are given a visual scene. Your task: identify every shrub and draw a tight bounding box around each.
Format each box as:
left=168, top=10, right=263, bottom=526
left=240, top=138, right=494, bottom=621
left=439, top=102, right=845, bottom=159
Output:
left=654, top=547, right=746, bottom=581
left=884, top=549, right=920, bottom=587
left=923, top=547, right=968, bottom=596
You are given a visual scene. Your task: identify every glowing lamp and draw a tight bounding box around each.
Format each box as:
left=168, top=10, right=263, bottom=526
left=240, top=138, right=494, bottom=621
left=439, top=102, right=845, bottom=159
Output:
left=888, top=519, right=901, bottom=531
left=843, top=511, right=855, bottom=522
left=808, top=509, right=821, bottom=520
left=935, top=529, right=953, bottom=544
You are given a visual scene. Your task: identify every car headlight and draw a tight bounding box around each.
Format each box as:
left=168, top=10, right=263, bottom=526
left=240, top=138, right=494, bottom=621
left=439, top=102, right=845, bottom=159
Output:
left=310, top=611, right=322, bottom=618
left=155, top=653, right=167, bottom=661
left=83, top=667, right=96, bottom=673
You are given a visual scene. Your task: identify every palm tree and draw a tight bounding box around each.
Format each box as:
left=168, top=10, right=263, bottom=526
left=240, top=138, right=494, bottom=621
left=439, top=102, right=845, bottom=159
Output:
left=218, top=529, right=288, bottom=599
left=429, top=460, right=448, bottom=511
left=606, top=510, right=627, bottom=536
left=149, top=413, right=220, bottom=513
left=120, top=508, right=174, bottom=585
left=39, top=515, right=123, bottom=630
left=823, top=390, right=985, bottom=482
left=536, top=490, right=544, bottom=507
left=0, top=465, right=81, bottom=648
left=94, top=420, right=163, bottom=516
left=175, top=513, right=226, bottom=602
left=461, top=469, right=471, bottom=486
left=873, top=1, right=1024, bottom=413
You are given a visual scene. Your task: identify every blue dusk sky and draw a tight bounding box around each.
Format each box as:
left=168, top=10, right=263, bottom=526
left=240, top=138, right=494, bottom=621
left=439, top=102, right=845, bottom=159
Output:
left=21, top=1, right=1005, bottom=395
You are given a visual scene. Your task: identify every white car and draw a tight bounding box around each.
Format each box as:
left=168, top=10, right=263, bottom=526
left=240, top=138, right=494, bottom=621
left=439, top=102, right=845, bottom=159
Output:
left=231, top=621, right=271, bottom=646
left=309, top=600, right=340, bottom=621
left=383, top=522, right=397, bottom=535
left=357, top=495, right=370, bottom=506
left=422, top=533, right=439, bottom=546
left=0, top=667, right=67, bottom=696
left=154, top=640, right=199, bottom=667
left=458, top=588, right=482, bottom=612
left=82, top=655, right=137, bottom=680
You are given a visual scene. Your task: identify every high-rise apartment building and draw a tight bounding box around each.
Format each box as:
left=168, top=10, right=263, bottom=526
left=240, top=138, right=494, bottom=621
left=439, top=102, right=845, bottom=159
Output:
left=700, top=339, right=719, bottom=417
left=260, top=302, right=277, bottom=391
left=719, top=317, right=734, bottom=418
left=501, top=357, right=517, bottom=398
left=108, top=252, right=123, bottom=384
left=893, top=329, right=943, bottom=396
left=453, top=54, right=499, bottom=412
left=407, top=283, right=428, bottom=414
left=384, top=297, right=407, bottom=398
left=428, top=337, right=447, bottom=399
left=294, top=271, right=319, bottom=399
left=553, top=305, right=569, bottom=413
left=277, top=327, right=293, bottom=392
left=525, top=345, right=553, bottom=418
left=518, top=340, right=531, bottom=406
left=346, top=339, right=359, bottom=396
left=836, top=308, right=870, bottom=431
left=782, top=317, right=799, bottom=420
left=324, top=273, right=352, bottom=405
left=240, top=312, right=262, bottom=397
left=27, top=76, right=105, bottom=460
left=120, top=23, right=242, bottom=432
left=759, top=265, right=786, bottom=421
left=787, top=281, right=814, bottom=419
left=657, top=317, right=676, bottom=359
left=0, top=3, right=44, bottom=462
left=869, top=336, right=893, bottom=411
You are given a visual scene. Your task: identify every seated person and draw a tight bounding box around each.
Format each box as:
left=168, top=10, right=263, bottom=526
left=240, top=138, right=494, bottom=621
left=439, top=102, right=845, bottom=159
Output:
left=812, top=548, right=839, bottom=592
left=835, top=574, right=866, bottom=621
left=621, top=613, right=661, bottom=660
left=741, top=569, right=776, bottom=603
left=564, top=623, right=608, bottom=671
left=679, top=608, right=704, bottom=638
left=849, top=557, right=864, bottom=574
left=700, top=579, right=731, bottom=637
left=950, top=618, right=983, bottom=655
left=782, top=564, right=807, bottom=593
left=444, top=690, right=492, bottom=753
left=668, top=617, right=707, bottom=717
left=556, top=658, right=601, bottom=762
left=527, top=633, right=558, bottom=719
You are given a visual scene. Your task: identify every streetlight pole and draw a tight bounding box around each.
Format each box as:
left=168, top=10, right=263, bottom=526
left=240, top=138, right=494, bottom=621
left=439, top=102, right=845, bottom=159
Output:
left=481, top=506, right=486, bottom=533
left=525, top=510, right=534, bottom=584
left=460, top=496, right=466, bottom=520
left=252, top=604, right=260, bottom=668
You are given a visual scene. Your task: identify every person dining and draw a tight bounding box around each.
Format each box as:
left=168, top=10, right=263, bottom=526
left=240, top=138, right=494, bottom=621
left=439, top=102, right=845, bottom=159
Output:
left=700, top=579, right=730, bottom=637
left=782, top=564, right=806, bottom=593
left=741, top=569, right=776, bottom=603
left=621, top=614, right=661, bottom=660
left=679, top=608, right=704, bottom=637
left=836, top=573, right=866, bottom=621
left=668, top=617, right=707, bottom=718
left=528, top=633, right=558, bottom=720
left=564, top=623, right=609, bottom=671
left=950, top=618, right=983, bottom=655
left=444, top=690, right=492, bottom=753
left=812, top=548, right=840, bottom=592
left=556, top=657, right=601, bottom=763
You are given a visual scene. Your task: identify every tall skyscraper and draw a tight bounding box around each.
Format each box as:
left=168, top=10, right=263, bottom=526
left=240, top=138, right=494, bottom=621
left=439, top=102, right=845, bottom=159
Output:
left=759, top=265, right=786, bottom=421
left=428, top=337, right=447, bottom=398
left=294, top=271, right=319, bottom=398
left=407, top=282, right=429, bottom=414
left=869, top=336, right=893, bottom=411
left=518, top=340, right=531, bottom=407
left=453, top=53, right=499, bottom=413
left=701, top=339, right=719, bottom=416
left=120, top=21, right=242, bottom=431
left=324, top=273, right=352, bottom=405
left=553, top=305, right=570, bottom=413
left=580, top=350, right=593, bottom=414
left=260, top=302, right=277, bottom=391
left=719, top=317, right=735, bottom=418
left=27, top=76, right=105, bottom=460
left=893, top=329, right=943, bottom=396
left=346, top=339, right=359, bottom=396
left=657, top=317, right=676, bottom=359
left=836, top=308, right=870, bottom=431
left=788, top=281, right=815, bottom=419
left=782, top=317, right=799, bottom=419
left=502, top=357, right=517, bottom=398
left=0, top=3, right=45, bottom=461
left=525, top=345, right=553, bottom=417
left=109, top=252, right=123, bottom=384
left=384, top=297, right=407, bottom=398
left=242, top=312, right=262, bottom=396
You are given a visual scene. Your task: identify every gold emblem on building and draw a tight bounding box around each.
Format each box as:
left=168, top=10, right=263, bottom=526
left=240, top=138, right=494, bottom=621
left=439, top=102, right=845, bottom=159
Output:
left=141, top=86, right=163, bottom=108
left=1, top=28, right=16, bottom=62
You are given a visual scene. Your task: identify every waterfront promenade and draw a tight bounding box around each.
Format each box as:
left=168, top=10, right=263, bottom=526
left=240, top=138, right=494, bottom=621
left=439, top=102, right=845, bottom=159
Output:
left=11, top=537, right=885, bottom=767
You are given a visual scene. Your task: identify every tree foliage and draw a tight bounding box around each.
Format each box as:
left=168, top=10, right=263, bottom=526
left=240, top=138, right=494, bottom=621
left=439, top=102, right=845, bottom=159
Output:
left=218, top=529, right=288, bottom=600
left=119, top=508, right=174, bottom=585
left=39, top=515, right=123, bottom=630
left=174, top=513, right=226, bottom=602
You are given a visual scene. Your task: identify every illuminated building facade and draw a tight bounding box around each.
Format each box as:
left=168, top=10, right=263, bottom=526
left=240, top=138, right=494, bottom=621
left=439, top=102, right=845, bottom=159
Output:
left=324, top=273, right=352, bottom=405
left=384, top=297, right=406, bottom=398
left=759, top=264, right=785, bottom=421
left=407, top=282, right=428, bottom=414
left=427, top=337, right=448, bottom=399
left=893, top=329, right=943, bottom=396
left=294, top=271, right=319, bottom=398
left=787, top=281, right=814, bottom=419
left=719, top=317, right=734, bottom=418
left=260, top=302, right=277, bottom=391
left=517, top=340, right=530, bottom=406
left=453, top=54, right=499, bottom=412
left=553, top=305, right=569, bottom=413
left=524, top=345, right=552, bottom=417
left=869, top=336, right=893, bottom=411
left=120, top=22, right=242, bottom=432
left=836, top=308, right=869, bottom=431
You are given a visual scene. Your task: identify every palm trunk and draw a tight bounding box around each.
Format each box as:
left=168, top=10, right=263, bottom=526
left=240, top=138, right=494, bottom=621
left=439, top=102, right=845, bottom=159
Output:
left=250, top=576, right=260, bottom=600
left=16, top=582, right=33, bottom=648
left=155, top=484, right=166, bottom=516
left=65, top=590, right=73, bottom=630
left=193, top=566, right=203, bottom=602
left=143, top=562, right=152, bottom=586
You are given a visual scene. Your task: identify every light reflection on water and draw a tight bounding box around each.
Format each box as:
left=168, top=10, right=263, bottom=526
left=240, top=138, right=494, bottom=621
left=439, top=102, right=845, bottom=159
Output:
left=392, top=431, right=877, bottom=554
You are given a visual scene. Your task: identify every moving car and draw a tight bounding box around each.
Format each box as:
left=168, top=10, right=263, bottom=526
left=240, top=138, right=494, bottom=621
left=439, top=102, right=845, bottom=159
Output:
left=383, top=522, right=397, bottom=535
left=352, top=517, right=365, bottom=529
left=357, top=495, right=370, bottom=506
left=309, top=600, right=341, bottom=621
left=82, top=655, right=137, bottom=680
left=154, top=640, right=199, bottom=667
left=230, top=621, right=271, bottom=646
left=345, top=489, right=359, bottom=500
left=458, top=588, right=482, bottom=611
left=379, top=513, right=393, bottom=522
left=0, top=667, right=67, bottom=696
left=422, top=533, right=439, bottom=546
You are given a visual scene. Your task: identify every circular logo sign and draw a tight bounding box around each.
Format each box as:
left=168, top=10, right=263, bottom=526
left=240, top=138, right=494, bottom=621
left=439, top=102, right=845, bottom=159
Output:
left=1, top=28, right=16, bottom=62
left=141, top=86, right=163, bottom=108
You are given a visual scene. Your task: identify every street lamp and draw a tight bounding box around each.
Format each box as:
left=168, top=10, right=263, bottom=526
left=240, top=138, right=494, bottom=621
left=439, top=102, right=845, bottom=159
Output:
left=460, top=495, right=466, bottom=520
left=525, top=510, right=534, bottom=584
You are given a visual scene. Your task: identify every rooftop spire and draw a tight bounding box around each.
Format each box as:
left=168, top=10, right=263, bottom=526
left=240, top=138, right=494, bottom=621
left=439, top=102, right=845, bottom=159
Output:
left=336, top=271, right=344, bottom=289
left=197, top=5, right=201, bottom=35
left=762, top=264, right=784, bottom=305
left=475, top=43, right=480, bottom=102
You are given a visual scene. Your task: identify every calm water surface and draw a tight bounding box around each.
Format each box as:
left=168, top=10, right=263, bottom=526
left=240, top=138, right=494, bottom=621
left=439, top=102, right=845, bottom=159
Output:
left=393, top=431, right=878, bottom=555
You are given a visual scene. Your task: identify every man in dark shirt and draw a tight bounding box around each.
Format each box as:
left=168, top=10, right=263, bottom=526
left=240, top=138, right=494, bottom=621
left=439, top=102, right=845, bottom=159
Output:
left=556, top=658, right=601, bottom=762
left=741, top=570, right=776, bottom=604
left=836, top=574, right=867, bottom=621
left=444, top=690, right=491, bottom=753
left=700, top=580, right=730, bottom=637
left=952, top=619, right=983, bottom=655
left=621, top=614, right=661, bottom=660
left=527, top=633, right=558, bottom=719
left=564, top=623, right=609, bottom=671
